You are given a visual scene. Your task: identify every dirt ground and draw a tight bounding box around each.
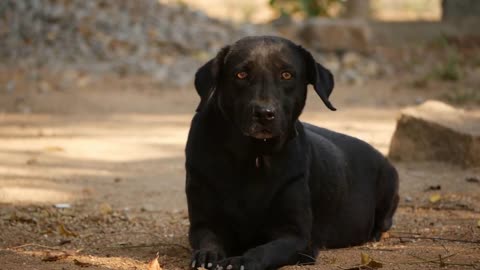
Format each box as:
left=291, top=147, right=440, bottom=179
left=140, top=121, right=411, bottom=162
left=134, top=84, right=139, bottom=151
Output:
left=0, top=75, right=479, bottom=270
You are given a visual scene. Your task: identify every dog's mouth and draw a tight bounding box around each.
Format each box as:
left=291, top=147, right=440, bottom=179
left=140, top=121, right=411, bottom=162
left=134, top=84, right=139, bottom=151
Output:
left=242, top=124, right=286, bottom=154
left=244, top=127, right=280, bottom=142
left=242, top=121, right=283, bottom=143
left=250, top=131, right=274, bottom=140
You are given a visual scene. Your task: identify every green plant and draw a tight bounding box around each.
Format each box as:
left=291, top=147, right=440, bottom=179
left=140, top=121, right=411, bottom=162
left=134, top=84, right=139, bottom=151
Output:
left=442, top=88, right=480, bottom=105
left=269, top=0, right=343, bottom=18
left=411, top=74, right=431, bottom=89
left=434, top=51, right=462, bottom=82
left=429, top=35, right=462, bottom=82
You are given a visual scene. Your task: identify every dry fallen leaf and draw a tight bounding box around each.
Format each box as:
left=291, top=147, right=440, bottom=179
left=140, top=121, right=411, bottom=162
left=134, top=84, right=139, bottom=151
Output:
left=477, top=220, right=480, bottom=228
left=360, top=253, right=383, bottom=269
left=367, top=259, right=383, bottom=268
left=26, top=158, right=38, bottom=165
left=44, top=146, right=64, bottom=152
left=425, top=185, right=441, bottom=191
left=58, top=223, right=78, bottom=237
left=73, top=259, right=93, bottom=267
left=361, top=253, right=370, bottom=265
left=99, top=202, right=113, bottom=215
left=429, top=194, right=441, bottom=203
left=147, top=253, right=163, bottom=270
left=42, top=251, right=70, bottom=262
left=465, top=177, right=479, bottom=184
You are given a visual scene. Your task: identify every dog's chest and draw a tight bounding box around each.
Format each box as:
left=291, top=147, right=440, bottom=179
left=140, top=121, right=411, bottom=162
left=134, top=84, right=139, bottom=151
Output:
left=221, top=167, right=276, bottom=212
left=210, top=154, right=301, bottom=221
left=216, top=168, right=282, bottom=244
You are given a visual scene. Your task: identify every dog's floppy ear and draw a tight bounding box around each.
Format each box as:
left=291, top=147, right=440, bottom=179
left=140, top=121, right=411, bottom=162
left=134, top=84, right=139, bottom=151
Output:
left=300, top=47, right=336, bottom=111
left=194, top=46, right=230, bottom=112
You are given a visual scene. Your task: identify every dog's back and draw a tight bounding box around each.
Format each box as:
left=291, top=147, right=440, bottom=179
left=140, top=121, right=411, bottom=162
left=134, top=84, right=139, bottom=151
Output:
left=303, top=123, right=399, bottom=248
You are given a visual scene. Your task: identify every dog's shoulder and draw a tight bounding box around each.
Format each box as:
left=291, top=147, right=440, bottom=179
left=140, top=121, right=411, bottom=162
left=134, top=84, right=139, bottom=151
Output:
left=302, top=122, right=384, bottom=162
left=185, top=111, right=224, bottom=173
left=302, top=122, right=346, bottom=161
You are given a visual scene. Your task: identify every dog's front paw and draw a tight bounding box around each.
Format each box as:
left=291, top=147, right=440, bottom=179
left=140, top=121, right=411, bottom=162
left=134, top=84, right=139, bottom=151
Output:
left=216, top=256, right=262, bottom=270
left=191, top=249, right=225, bottom=269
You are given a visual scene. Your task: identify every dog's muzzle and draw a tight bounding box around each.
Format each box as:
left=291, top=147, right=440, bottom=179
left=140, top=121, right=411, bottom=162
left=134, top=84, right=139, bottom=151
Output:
left=246, top=104, right=277, bottom=139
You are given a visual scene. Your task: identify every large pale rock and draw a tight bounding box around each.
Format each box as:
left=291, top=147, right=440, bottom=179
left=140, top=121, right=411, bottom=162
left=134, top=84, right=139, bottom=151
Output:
left=298, top=19, right=371, bottom=53
left=389, top=100, right=480, bottom=167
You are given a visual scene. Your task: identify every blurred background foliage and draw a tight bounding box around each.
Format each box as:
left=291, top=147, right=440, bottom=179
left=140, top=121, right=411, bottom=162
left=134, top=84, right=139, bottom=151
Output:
left=268, top=0, right=345, bottom=18
left=176, top=0, right=442, bottom=23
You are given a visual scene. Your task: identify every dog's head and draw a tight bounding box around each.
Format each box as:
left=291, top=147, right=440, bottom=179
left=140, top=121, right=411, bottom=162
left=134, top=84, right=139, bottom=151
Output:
left=194, top=36, right=335, bottom=142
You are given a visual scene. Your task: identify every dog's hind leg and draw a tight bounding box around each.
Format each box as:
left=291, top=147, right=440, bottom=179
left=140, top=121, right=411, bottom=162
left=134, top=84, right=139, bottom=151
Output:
left=372, top=163, right=399, bottom=241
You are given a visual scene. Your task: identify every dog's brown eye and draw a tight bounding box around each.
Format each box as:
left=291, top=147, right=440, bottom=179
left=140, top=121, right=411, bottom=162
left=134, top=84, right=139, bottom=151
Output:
left=236, top=71, right=248, bottom=80
left=281, top=72, right=292, bottom=80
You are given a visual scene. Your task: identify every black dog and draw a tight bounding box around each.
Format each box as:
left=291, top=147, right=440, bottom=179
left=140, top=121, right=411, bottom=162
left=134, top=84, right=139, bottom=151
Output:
left=185, top=36, right=399, bottom=270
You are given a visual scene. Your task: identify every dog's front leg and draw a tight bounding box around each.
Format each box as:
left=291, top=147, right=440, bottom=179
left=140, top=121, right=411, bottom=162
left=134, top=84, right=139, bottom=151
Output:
left=189, top=226, right=226, bottom=269
left=217, top=179, right=313, bottom=270
left=187, top=172, right=228, bottom=269
left=215, top=236, right=308, bottom=270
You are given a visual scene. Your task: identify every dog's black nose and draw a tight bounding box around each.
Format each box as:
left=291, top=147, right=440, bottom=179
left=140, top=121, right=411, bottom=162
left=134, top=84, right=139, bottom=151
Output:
left=253, top=105, right=276, bottom=121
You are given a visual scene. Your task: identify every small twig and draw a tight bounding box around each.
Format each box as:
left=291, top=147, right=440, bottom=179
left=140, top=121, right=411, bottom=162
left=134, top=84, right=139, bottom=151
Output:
left=400, top=204, right=479, bottom=213
left=389, top=230, right=421, bottom=235
left=4, top=243, right=63, bottom=251
left=357, top=246, right=397, bottom=252
left=408, top=253, right=457, bottom=264
left=335, top=264, right=375, bottom=270
left=407, top=253, right=477, bottom=268
left=295, top=261, right=316, bottom=266
left=105, top=242, right=191, bottom=252
left=439, top=254, right=445, bottom=267
left=334, top=252, right=471, bottom=270
left=411, top=253, right=454, bottom=262
left=389, top=234, right=480, bottom=244
left=297, top=252, right=316, bottom=262
left=340, top=249, right=477, bottom=269
left=440, top=243, right=449, bottom=253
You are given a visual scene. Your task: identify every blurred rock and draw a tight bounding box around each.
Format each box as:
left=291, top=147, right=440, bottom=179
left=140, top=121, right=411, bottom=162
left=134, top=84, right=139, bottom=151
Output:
left=321, top=54, right=341, bottom=76
left=38, top=81, right=52, bottom=93
left=361, top=59, right=381, bottom=77
left=14, top=97, right=31, bottom=114
left=298, top=19, right=372, bottom=53
left=6, top=81, right=15, bottom=93
left=389, top=100, right=480, bottom=167
left=341, top=69, right=365, bottom=85
left=342, top=52, right=362, bottom=68
left=0, top=0, right=258, bottom=88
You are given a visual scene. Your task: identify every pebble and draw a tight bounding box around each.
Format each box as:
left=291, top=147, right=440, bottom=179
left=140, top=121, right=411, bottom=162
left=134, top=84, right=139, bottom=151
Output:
left=6, top=81, right=15, bottom=92
left=54, top=203, right=72, bottom=209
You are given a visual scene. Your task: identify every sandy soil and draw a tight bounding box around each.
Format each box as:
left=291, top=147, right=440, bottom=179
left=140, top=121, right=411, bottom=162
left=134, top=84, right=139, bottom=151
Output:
left=0, top=75, right=479, bottom=270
